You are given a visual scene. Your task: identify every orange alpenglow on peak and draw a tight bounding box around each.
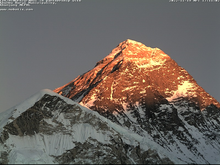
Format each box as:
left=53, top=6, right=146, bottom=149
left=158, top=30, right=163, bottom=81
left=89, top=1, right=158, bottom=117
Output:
left=54, top=39, right=220, bottom=111
left=104, top=39, right=170, bottom=65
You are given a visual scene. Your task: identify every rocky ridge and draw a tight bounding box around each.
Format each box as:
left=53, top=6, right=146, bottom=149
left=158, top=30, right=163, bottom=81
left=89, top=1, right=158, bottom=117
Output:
left=53, top=39, right=220, bottom=164
left=1, top=39, right=220, bottom=164
left=54, top=39, right=219, bottom=110
left=0, top=90, right=174, bottom=164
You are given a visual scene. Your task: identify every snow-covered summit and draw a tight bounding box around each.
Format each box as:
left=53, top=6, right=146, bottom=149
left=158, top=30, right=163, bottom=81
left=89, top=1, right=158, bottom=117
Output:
left=0, top=89, right=74, bottom=135
left=52, top=38, right=220, bottom=164
left=54, top=39, right=220, bottom=110
left=106, top=39, right=169, bottom=62
left=1, top=39, right=220, bottom=164
left=0, top=88, right=175, bottom=164
left=0, top=89, right=53, bottom=132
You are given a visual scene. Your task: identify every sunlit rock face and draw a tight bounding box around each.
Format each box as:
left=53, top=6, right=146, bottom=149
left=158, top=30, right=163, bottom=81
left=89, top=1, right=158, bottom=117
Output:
left=54, top=39, right=220, bottom=111
left=52, top=39, right=220, bottom=164
left=1, top=39, right=220, bottom=164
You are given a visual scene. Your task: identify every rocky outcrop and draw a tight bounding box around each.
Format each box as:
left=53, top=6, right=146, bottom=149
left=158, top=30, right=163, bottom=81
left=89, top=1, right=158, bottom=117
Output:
left=55, top=138, right=174, bottom=164
left=1, top=40, right=220, bottom=164
left=0, top=92, right=174, bottom=164
left=54, top=39, right=220, bottom=110
left=52, top=39, right=220, bottom=164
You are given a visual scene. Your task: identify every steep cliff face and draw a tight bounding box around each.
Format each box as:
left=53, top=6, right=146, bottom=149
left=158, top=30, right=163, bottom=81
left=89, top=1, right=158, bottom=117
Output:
left=0, top=90, right=174, bottom=164
left=1, top=90, right=220, bottom=164
left=52, top=39, right=220, bottom=164
left=54, top=39, right=219, bottom=111
left=1, top=39, right=220, bottom=164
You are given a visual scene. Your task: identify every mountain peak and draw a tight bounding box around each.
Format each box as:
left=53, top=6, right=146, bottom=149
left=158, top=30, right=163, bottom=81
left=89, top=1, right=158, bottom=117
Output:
left=103, top=39, right=170, bottom=68
left=121, top=39, right=143, bottom=46
left=54, top=39, right=220, bottom=110
left=2, top=39, right=220, bottom=164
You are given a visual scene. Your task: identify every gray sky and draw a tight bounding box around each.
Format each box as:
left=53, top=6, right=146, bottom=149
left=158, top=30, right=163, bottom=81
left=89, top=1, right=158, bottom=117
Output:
left=1, top=0, right=220, bottom=112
